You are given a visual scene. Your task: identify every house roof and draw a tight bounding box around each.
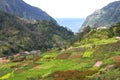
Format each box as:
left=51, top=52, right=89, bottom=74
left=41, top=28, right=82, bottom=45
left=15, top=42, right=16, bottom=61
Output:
left=94, top=61, right=103, bottom=67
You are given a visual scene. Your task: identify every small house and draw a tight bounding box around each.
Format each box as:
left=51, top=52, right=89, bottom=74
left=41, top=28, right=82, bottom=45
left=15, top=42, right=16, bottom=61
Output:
left=94, top=61, right=103, bottom=67
left=24, top=51, right=30, bottom=54
left=115, top=36, right=120, bottom=40
left=97, top=27, right=108, bottom=30
left=30, top=50, right=41, bottom=54
left=0, top=58, right=3, bottom=60
left=15, top=54, right=21, bottom=57
left=67, top=46, right=73, bottom=50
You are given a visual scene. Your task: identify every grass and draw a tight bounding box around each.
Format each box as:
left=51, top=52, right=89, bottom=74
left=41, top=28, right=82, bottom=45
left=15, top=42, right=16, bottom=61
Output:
left=83, top=49, right=94, bottom=58
left=8, top=59, right=81, bottom=80
left=1, top=32, right=120, bottom=80
left=7, top=57, right=97, bottom=80
left=77, top=37, right=117, bottom=48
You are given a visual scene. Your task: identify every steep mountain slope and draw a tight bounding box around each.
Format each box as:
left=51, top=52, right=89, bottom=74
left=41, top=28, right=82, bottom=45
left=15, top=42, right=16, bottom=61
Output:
left=81, top=1, right=120, bottom=29
left=0, top=0, right=54, bottom=21
left=4, top=23, right=120, bottom=80
left=0, top=11, right=74, bottom=56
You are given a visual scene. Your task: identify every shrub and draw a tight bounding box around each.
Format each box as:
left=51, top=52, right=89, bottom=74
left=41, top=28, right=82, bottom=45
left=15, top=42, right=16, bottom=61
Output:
left=53, top=70, right=97, bottom=80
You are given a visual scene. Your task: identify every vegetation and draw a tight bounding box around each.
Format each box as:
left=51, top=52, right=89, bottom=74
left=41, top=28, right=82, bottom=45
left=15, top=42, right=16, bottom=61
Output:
left=0, top=22, right=120, bottom=80
left=1, top=2, right=120, bottom=79
left=0, top=11, right=74, bottom=56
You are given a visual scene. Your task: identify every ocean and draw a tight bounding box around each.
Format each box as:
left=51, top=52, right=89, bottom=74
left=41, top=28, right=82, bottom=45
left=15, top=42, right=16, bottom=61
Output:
left=55, top=18, right=85, bottom=33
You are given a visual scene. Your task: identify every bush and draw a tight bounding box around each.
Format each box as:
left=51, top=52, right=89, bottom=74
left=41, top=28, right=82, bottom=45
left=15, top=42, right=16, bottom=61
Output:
left=113, top=27, right=120, bottom=36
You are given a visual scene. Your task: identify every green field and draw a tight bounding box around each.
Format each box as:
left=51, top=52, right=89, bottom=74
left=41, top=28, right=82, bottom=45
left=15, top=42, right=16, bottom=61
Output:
left=1, top=28, right=120, bottom=80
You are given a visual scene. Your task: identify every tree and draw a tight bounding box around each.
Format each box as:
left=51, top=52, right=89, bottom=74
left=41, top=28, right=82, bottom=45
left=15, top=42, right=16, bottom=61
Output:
left=113, top=27, right=120, bottom=36
left=83, top=25, right=91, bottom=34
left=113, top=22, right=120, bottom=36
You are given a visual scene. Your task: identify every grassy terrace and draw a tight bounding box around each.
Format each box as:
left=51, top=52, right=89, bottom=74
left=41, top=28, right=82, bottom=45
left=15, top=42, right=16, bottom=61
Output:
left=74, top=37, right=117, bottom=48
left=1, top=29, right=120, bottom=80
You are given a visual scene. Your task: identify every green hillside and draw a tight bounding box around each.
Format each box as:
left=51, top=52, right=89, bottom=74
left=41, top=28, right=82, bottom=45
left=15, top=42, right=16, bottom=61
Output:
left=0, top=11, right=74, bottom=56
left=1, top=23, right=120, bottom=80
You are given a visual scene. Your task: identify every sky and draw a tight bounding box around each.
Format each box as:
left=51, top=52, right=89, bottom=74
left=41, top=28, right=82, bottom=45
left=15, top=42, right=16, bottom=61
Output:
left=23, top=0, right=117, bottom=18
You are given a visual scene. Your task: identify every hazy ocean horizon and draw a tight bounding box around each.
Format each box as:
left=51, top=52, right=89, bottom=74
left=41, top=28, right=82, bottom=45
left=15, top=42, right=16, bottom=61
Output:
left=55, top=18, right=85, bottom=33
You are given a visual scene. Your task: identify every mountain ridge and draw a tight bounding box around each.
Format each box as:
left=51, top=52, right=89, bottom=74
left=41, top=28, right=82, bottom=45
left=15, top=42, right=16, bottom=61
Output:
left=81, top=1, right=120, bottom=30
left=0, top=0, right=55, bottom=21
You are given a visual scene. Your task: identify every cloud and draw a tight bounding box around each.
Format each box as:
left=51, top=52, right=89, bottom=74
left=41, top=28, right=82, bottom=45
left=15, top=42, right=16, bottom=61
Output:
left=23, top=0, right=117, bottom=18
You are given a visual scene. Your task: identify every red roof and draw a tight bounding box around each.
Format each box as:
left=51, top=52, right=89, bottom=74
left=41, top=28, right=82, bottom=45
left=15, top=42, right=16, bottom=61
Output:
left=15, top=54, right=21, bottom=57
left=94, top=61, right=103, bottom=67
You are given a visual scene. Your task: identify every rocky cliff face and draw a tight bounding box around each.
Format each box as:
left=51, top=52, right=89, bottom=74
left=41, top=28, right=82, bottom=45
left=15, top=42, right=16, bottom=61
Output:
left=0, top=0, right=54, bottom=21
left=81, top=1, right=120, bottom=30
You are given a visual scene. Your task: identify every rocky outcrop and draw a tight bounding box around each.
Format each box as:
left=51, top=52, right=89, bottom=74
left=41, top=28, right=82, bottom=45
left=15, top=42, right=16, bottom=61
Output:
left=81, top=1, right=120, bottom=30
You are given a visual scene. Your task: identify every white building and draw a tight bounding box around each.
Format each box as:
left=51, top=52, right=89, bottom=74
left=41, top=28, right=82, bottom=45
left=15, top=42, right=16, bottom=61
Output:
left=97, top=27, right=108, bottom=30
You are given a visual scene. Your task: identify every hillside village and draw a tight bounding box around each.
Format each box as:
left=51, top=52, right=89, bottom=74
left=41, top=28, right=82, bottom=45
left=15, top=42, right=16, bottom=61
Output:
left=0, top=24, right=120, bottom=79
left=0, top=0, right=120, bottom=80
left=1, top=22, right=120, bottom=75
left=0, top=50, right=41, bottom=63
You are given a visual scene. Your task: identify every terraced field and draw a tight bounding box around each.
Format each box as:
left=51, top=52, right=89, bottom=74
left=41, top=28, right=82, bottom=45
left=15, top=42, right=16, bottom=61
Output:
left=0, top=37, right=120, bottom=80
